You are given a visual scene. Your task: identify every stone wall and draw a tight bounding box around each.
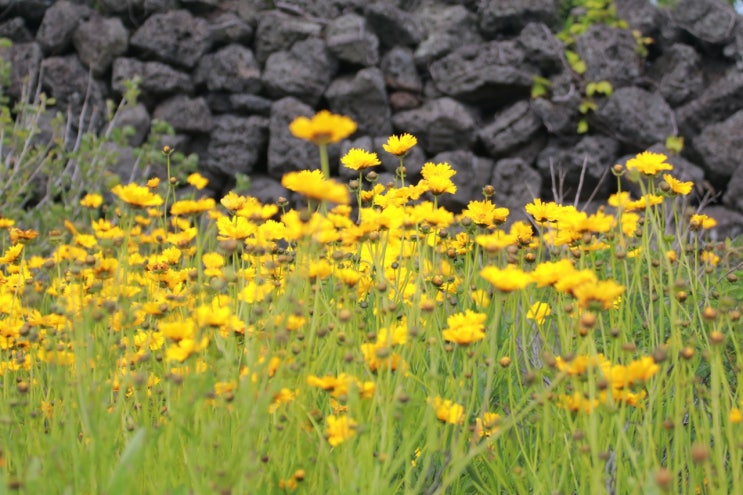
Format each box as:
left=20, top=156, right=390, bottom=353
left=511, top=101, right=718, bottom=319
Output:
left=1, top=0, right=743, bottom=235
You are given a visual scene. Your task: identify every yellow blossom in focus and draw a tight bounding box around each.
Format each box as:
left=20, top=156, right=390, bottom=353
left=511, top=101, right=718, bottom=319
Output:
left=429, top=396, right=464, bottom=425
left=481, top=264, right=533, bottom=292
left=80, top=193, right=103, bottom=208
left=689, top=214, right=717, bottom=230
left=625, top=151, right=673, bottom=176
left=187, top=172, right=209, bottom=190
left=282, top=170, right=350, bottom=204
left=383, top=133, right=417, bottom=156
left=662, top=174, right=693, bottom=195
left=325, top=414, right=357, bottom=446
left=442, top=310, right=487, bottom=345
left=112, top=183, right=164, bottom=208
left=289, top=111, right=356, bottom=145
left=341, top=148, right=381, bottom=171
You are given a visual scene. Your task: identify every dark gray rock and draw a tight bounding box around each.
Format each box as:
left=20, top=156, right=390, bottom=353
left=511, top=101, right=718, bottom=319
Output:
left=0, top=42, right=42, bottom=101
left=432, top=150, right=496, bottom=211
left=723, top=164, right=743, bottom=214
left=104, top=143, right=144, bottom=184
left=195, top=44, right=261, bottom=93
left=693, top=109, right=743, bottom=185
left=262, top=38, right=337, bottom=107
left=130, top=10, right=212, bottom=69
left=326, top=13, right=379, bottom=67
left=647, top=43, right=704, bottom=107
left=517, top=22, right=563, bottom=74
left=36, top=0, right=93, bottom=55
left=671, top=0, right=737, bottom=44
left=491, top=158, right=543, bottom=221
left=112, top=58, right=194, bottom=98
left=153, top=95, right=213, bottom=134
left=593, top=87, right=675, bottom=148
left=97, top=0, right=144, bottom=14
left=180, top=0, right=221, bottom=11
left=381, top=47, right=421, bottom=92
left=204, top=115, right=269, bottom=176
left=703, top=206, right=743, bottom=240
left=267, top=97, right=322, bottom=178
left=245, top=175, right=289, bottom=206
left=0, top=18, right=32, bottom=42
left=478, top=101, right=543, bottom=158
left=254, top=10, right=322, bottom=65
left=111, top=103, right=151, bottom=148
left=208, top=11, right=254, bottom=46
left=531, top=72, right=583, bottom=134
left=677, top=69, right=743, bottom=136
left=392, top=97, right=477, bottom=155
left=326, top=67, right=391, bottom=136
left=389, top=91, right=421, bottom=112
left=270, top=0, right=349, bottom=19
left=73, top=16, right=128, bottom=77
left=414, top=5, right=482, bottom=67
left=143, top=0, right=179, bottom=13
left=615, top=0, right=661, bottom=35
left=41, top=55, right=104, bottom=109
left=478, top=0, right=557, bottom=37
left=364, top=3, right=425, bottom=48
left=2, top=0, right=55, bottom=21
left=537, top=136, right=620, bottom=197
left=206, top=93, right=273, bottom=116
left=575, top=24, right=641, bottom=88
left=429, top=41, right=535, bottom=106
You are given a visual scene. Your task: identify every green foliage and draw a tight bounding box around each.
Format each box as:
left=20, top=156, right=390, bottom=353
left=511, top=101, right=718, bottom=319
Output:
left=665, top=135, right=685, bottom=154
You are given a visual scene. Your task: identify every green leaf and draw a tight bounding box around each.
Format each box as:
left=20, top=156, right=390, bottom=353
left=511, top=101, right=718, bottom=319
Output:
left=665, top=135, right=684, bottom=154
left=577, top=119, right=589, bottom=134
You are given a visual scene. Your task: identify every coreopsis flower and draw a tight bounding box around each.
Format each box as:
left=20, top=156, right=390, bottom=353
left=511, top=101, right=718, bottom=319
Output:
left=383, top=133, right=417, bottom=156
left=10, top=228, right=38, bottom=243
left=325, top=414, right=357, bottom=447
left=626, top=194, right=664, bottom=211
left=701, top=251, right=720, bottom=266
left=480, top=264, right=533, bottom=292
left=170, top=197, right=216, bottom=216
left=572, top=279, right=625, bottom=310
left=80, top=193, right=103, bottom=208
left=112, top=183, right=164, bottom=208
left=341, top=148, right=381, bottom=171
left=281, top=170, right=350, bottom=204
left=689, top=213, right=717, bottom=230
left=420, top=162, right=457, bottom=195
left=429, top=396, right=465, bottom=425
left=0, top=217, right=15, bottom=229
left=730, top=407, right=742, bottom=424
left=527, top=301, right=551, bottom=325
left=558, top=392, right=600, bottom=414
left=475, top=231, right=518, bottom=252
left=525, top=198, right=560, bottom=224
left=662, top=174, right=693, bottom=195
left=0, top=244, right=23, bottom=264
left=187, top=172, right=209, bottom=190
left=442, top=310, right=487, bottom=345
left=475, top=412, right=501, bottom=439
left=461, top=200, right=508, bottom=228
left=289, top=110, right=357, bottom=145
left=625, top=151, right=673, bottom=176
left=202, top=252, right=225, bottom=277
left=216, top=216, right=254, bottom=241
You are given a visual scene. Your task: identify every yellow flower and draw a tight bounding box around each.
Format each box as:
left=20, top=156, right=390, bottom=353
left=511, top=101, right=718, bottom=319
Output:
left=0, top=244, right=23, bottom=264
left=80, top=193, right=103, bottom=208
left=420, top=162, right=457, bottom=195
left=689, top=213, right=717, bottom=230
left=662, top=174, right=693, bottom=195
left=289, top=110, right=357, bottom=145
left=383, top=133, right=417, bottom=156
left=341, top=148, right=380, bottom=171
left=475, top=412, right=501, bottom=438
left=217, top=216, right=254, bottom=240
left=325, top=414, right=357, bottom=447
left=525, top=198, right=560, bottom=224
left=730, top=407, right=742, bottom=424
left=281, top=170, right=350, bottom=204
left=481, top=264, right=533, bottom=292
left=146, top=177, right=160, bottom=188
left=112, top=183, right=164, bottom=208
left=572, top=279, right=625, bottom=310
left=700, top=251, right=719, bottom=266
left=170, top=198, right=216, bottom=216
left=461, top=200, right=508, bottom=228
left=429, top=396, right=464, bottom=425
left=187, top=172, right=209, bottom=190
left=527, top=301, right=551, bottom=325
left=442, top=310, right=487, bottom=345
left=625, top=151, right=673, bottom=176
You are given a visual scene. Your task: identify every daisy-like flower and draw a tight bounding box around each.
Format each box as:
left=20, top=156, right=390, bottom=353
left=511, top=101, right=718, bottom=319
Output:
left=289, top=110, right=357, bottom=145
left=170, top=197, right=216, bottom=216
left=112, top=183, right=164, bottom=208
left=420, top=162, right=457, bottom=195
left=625, top=151, right=673, bottom=176
left=429, top=396, right=465, bottom=425
left=526, top=301, right=551, bottom=325
left=80, top=193, right=103, bottom=208
left=187, top=172, right=209, bottom=190
left=461, top=200, right=509, bottom=228
left=662, top=174, right=693, bottom=196
left=481, top=264, right=533, bottom=292
left=689, top=213, right=717, bottom=230
left=442, top=310, right=487, bottom=345
left=325, top=414, right=357, bottom=447
left=341, top=148, right=381, bottom=171
left=383, top=133, right=417, bottom=156
left=282, top=170, right=350, bottom=204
